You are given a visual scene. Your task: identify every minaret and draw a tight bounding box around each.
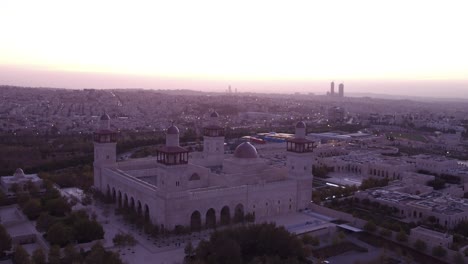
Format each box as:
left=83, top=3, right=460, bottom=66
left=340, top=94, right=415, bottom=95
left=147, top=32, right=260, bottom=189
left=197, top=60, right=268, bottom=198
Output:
left=286, top=121, right=315, bottom=211
left=156, top=123, right=189, bottom=166
left=203, top=111, right=225, bottom=166
left=93, top=113, right=117, bottom=191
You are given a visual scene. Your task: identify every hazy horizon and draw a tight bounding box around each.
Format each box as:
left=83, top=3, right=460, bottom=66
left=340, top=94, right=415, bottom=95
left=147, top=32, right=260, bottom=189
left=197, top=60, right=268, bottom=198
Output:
left=1, top=0, right=467, bottom=97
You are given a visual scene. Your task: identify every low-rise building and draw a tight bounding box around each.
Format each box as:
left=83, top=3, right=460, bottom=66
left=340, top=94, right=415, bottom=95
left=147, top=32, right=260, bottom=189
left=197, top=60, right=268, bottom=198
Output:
left=0, top=168, right=43, bottom=197
left=410, top=226, right=453, bottom=248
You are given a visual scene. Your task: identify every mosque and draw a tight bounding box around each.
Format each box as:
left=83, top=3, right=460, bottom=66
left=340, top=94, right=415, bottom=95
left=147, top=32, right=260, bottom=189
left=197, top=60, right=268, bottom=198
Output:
left=93, top=112, right=315, bottom=230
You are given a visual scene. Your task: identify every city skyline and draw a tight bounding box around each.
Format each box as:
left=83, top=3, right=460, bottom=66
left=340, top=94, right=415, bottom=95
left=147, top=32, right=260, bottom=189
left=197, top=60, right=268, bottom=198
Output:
left=1, top=0, right=468, bottom=97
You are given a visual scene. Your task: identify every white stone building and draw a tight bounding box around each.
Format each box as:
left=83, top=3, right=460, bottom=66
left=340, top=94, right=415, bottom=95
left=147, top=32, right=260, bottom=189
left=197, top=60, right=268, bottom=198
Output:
left=0, top=168, right=43, bottom=197
left=410, top=226, right=453, bottom=248
left=93, top=113, right=315, bottom=230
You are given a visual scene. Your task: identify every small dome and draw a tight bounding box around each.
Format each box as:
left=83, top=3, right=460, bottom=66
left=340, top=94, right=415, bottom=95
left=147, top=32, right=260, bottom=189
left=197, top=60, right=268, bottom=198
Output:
left=167, top=124, right=180, bottom=134
left=296, top=121, right=306, bottom=129
left=100, top=114, right=110, bottom=121
left=14, top=168, right=25, bottom=178
left=210, top=111, right=220, bottom=118
left=234, top=142, right=259, bottom=159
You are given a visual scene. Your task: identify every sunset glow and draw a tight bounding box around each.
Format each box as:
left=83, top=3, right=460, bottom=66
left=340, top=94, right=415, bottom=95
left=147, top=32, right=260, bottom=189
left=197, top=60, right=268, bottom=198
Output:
left=1, top=0, right=468, bottom=95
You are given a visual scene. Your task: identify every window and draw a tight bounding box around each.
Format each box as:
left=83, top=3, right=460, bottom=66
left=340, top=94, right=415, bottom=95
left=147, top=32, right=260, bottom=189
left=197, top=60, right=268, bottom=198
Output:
left=189, top=173, right=200, bottom=181
left=176, top=181, right=180, bottom=187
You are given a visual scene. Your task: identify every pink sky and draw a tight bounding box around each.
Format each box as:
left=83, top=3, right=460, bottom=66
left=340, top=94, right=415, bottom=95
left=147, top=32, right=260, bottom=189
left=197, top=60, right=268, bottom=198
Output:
left=1, top=1, right=467, bottom=97
left=1, top=65, right=467, bottom=98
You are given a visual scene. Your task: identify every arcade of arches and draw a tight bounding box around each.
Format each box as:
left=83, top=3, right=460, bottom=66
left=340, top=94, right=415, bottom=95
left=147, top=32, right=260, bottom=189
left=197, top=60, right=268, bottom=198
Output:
left=107, top=185, right=246, bottom=230
left=190, top=204, right=245, bottom=231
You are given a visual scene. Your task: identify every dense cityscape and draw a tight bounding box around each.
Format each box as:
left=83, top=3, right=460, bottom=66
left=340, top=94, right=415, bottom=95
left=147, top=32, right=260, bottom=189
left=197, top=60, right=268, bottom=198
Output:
left=0, top=84, right=468, bottom=264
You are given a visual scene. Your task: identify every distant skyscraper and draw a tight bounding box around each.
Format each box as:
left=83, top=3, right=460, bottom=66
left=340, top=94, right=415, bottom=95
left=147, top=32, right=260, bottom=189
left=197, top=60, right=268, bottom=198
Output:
left=330, top=81, right=335, bottom=96
left=228, top=85, right=232, bottom=93
left=338, top=83, right=344, bottom=97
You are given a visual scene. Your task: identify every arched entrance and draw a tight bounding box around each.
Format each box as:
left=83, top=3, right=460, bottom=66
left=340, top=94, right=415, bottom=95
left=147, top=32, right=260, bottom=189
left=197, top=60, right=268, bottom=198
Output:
left=220, top=206, right=231, bottom=225
left=144, top=204, right=150, bottom=222
left=190, top=211, right=202, bottom=231
left=112, top=188, right=116, bottom=203
left=124, top=194, right=129, bottom=208
left=106, top=185, right=111, bottom=200
left=234, top=204, right=244, bottom=223
left=118, top=191, right=122, bottom=207
left=206, top=208, right=216, bottom=228
left=137, top=201, right=142, bottom=216
left=130, top=197, right=135, bottom=211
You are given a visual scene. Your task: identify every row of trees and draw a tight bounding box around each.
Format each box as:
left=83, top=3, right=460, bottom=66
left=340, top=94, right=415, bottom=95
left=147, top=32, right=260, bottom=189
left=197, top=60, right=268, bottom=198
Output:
left=12, top=242, right=123, bottom=264
left=186, top=223, right=309, bottom=264
left=38, top=210, right=104, bottom=247
left=15, top=181, right=104, bottom=247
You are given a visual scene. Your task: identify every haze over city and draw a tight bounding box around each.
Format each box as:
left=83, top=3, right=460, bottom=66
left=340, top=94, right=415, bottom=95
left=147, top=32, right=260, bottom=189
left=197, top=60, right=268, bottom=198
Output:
left=1, top=0, right=468, bottom=98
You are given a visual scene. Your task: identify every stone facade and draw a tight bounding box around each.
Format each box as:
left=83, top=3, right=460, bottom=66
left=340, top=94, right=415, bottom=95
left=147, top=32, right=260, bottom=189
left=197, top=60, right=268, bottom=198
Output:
left=94, top=113, right=314, bottom=230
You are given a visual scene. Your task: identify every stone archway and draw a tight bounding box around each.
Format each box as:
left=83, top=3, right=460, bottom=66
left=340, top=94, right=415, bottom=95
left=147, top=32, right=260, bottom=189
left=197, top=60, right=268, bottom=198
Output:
left=106, top=185, right=111, bottom=200
left=220, top=206, right=231, bottom=225
left=234, top=204, right=244, bottom=223
left=206, top=208, right=216, bottom=228
left=144, top=204, right=150, bottom=222
left=124, top=194, right=129, bottom=208
left=130, top=197, right=135, bottom=211
left=190, top=211, right=202, bottom=231
left=112, top=188, right=116, bottom=203
left=137, top=201, right=142, bottom=216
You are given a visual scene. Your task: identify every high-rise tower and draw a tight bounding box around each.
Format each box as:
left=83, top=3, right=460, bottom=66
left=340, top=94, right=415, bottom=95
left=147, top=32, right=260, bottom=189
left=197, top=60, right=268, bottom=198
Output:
left=286, top=121, right=315, bottom=210
left=203, top=111, right=225, bottom=166
left=338, top=83, right=344, bottom=97
left=330, top=81, right=335, bottom=96
left=93, top=113, right=117, bottom=191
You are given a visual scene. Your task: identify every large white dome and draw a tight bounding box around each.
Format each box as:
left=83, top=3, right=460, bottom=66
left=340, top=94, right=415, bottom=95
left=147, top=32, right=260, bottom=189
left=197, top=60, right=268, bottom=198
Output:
left=233, top=142, right=259, bottom=159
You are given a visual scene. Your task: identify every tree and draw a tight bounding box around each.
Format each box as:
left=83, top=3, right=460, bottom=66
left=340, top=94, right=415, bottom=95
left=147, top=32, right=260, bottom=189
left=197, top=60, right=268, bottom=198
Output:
left=35, top=213, right=56, bottom=232
left=84, top=243, right=123, bottom=264
left=31, top=248, right=46, bottom=264
left=193, top=223, right=307, bottom=264
left=379, top=228, right=392, bottom=238
left=427, top=178, right=446, bottom=190
left=245, top=213, right=255, bottom=223
left=73, top=219, right=104, bottom=243
left=47, top=222, right=73, bottom=246
left=45, top=198, right=71, bottom=217
left=48, top=245, right=61, bottom=264
left=396, top=229, right=408, bottom=242
left=301, top=235, right=319, bottom=246
left=453, top=252, right=465, bottom=264
left=432, top=245, right=447, bottom=258
left=414, top=239, right=427, bottom=252
left=184, top=240, right=194, bottom=258
left=25, top=181, right=40, bottom=197
left=363, top=220, right=377, bottom=233
left=0, top=224, right=12, bottom=256
left=22, top=199, right=42, bottom=220
left=13, top=245, right=31, bottom=264
left=63, top=244, right=81, bottom=264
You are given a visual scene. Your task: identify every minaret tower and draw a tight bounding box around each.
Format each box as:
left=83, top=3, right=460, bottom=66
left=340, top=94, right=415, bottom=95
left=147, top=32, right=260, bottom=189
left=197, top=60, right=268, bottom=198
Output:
left=156, top=123, right=189, bottom=166
left=202, top=111, right=225, bottom=166
left=93, top=113, right=117, bottom=191
left=286, top=121, right=315, bottom=210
